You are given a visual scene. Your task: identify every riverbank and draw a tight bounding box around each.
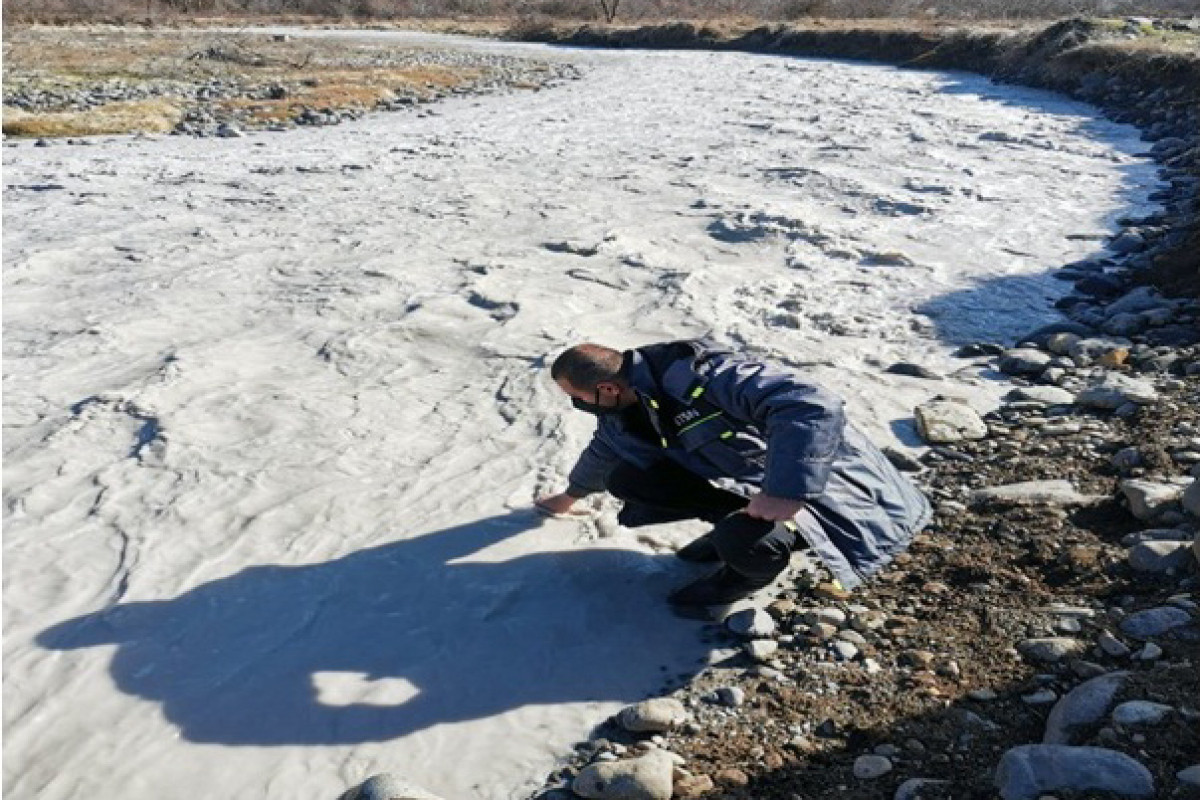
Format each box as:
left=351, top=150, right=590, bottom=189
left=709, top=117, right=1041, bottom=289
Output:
left=2, top=27, right=579, bottom=138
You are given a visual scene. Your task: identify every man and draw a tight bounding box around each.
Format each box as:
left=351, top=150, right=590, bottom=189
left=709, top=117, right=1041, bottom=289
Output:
left=536, top=339, right=931, bottom=609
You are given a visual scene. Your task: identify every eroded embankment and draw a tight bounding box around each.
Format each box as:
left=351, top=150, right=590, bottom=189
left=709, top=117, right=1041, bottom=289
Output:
left=523, top=18, right=1200, bottom=299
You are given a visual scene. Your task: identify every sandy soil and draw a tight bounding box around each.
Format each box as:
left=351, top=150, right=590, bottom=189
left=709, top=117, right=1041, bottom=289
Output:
left=2, top=31, right=1161, bottom=800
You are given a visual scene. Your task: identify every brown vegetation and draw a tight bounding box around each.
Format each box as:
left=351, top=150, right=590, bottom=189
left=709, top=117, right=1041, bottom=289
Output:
left=2, top=28, right=483, bottom=136
left=2, top=98, right=182, bottom=136
left=4, top=0, right=1200, bottom=26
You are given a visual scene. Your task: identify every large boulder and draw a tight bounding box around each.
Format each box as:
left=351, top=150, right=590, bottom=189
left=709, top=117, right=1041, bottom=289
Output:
left=995, top=745, right=1154, bottom=800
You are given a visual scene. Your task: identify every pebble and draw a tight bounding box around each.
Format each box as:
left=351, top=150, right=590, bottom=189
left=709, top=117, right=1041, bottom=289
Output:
left=713, top=686, right=745, bottom=707
left=572, top=751, right=674, bottom=800
left=1022, top=689, right=1058, bottom=705
left=894, top=778, right=948, bottom=800
left=1184, top=481, right=1200, bottom=517
left=968, top=688, right=999, bottom=701
left=1097, top=631, right=1132, bottom=658
left=1178, top=765, right=1200, bottom=788
left=804, top=607, right=847, bottom=627
left=1127, top=540, right=1193, bottom=572
left=994, top=745, right=1155, bottom=800
left=1018, top=637, right=1086, bottom=663
left=853, top=755, right=893, bottom=779
left=831, top=641, right=860, bottom=661
left=1134, top=642, right=1164, bottom=660
left=744, top=639, right=779, bottom=661
left=725, top=607, right=776, bottom=638
left=836, top=629, right=867, bottom=646
left=713, top=767, right=749, bottom=787
left=671, top=773, right=714, bottom=799
left=618, top=699, right=689, bottom=733
left=1000, top=348, right=1053, bottom=375
left=1112, top=700, right=1172, bottom=726
left=1119, top=605, right=1192, bottom=639
left=1006, top=386, right=1076, bottom=405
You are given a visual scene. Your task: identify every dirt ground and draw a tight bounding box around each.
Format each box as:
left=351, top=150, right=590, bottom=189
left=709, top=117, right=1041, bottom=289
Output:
left=611, top=377, right=1200, bottom=799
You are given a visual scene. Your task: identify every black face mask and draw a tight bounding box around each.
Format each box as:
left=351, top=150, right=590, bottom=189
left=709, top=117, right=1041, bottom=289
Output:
left=572, top=388, right=621, bottom=416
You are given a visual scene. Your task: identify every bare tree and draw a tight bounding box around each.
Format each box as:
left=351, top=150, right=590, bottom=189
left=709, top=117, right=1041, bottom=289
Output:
left=598, top=0, right=619, bottom=22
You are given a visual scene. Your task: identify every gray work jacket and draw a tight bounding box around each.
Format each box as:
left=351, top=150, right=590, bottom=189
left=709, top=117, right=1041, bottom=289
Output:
left=565, top=340, right=932, bottom=589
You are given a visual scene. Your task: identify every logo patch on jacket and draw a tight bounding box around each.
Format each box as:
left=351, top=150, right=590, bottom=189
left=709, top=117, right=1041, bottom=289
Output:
left=673, top=408, right=701, bottom=428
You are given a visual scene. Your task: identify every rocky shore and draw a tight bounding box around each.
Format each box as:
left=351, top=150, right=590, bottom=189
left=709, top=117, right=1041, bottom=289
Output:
left=336, top=16, right=1199, bottom=800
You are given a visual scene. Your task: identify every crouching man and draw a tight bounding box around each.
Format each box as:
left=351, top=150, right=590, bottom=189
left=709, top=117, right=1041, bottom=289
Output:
left=536, top=340, right=931, bottom=610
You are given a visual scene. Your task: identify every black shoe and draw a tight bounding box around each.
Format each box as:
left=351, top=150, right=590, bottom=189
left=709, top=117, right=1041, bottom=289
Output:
left=668, top=566, right=773, bottom=607
left=675, top=533, right=720, bottom=563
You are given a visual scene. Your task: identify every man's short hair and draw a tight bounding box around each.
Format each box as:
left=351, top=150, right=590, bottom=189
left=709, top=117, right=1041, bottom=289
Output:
left=551, top=344, right=624, bottom=391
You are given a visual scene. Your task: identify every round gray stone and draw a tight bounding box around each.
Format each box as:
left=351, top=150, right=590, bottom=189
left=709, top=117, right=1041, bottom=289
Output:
left=853, top=755, right=893, bottom=779
left=1000, top=348, right=1052, bottom=375
left=726, top=607, right=776, bottom=638
left=1127, top=540, right=1193, bottom=572
left=1119, top=606, right=1192, bottom=639
left=1018, top=637, right=1086, bottom=663
left=995, top=745, right=1154, bottom=800
left=1111, top=701, right=1172, bottom=726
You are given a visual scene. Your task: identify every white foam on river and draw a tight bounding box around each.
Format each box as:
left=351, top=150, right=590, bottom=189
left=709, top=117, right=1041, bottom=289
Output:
left=3, top=30, right=1159, bottom=800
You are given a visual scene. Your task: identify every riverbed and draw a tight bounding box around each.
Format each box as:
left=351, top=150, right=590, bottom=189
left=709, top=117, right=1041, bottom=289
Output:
left=2, top=31, right=1159, bottom=800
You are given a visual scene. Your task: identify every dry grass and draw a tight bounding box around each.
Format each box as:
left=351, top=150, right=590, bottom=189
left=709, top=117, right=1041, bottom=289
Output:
left=2, top=28, right=484, bottom=136
left=2, top=98, right=183, bottom=136
left=213, top=65, right=480, bottom=123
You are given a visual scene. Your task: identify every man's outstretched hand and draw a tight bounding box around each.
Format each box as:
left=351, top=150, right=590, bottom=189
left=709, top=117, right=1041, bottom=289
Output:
left=535, top=492, right=579, bottom=517
left=744, top=492, right=805, bottom=521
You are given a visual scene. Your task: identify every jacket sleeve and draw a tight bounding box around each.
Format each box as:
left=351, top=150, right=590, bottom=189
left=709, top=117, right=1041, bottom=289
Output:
left=566, top=428, right=623, bottom=498
left=700, top=355, right=846, bottom=501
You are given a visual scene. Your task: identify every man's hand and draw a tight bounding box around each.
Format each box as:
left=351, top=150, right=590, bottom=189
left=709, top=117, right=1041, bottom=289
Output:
left=744, top=492, right=805, bottom=521
left=535, top=492, right=580, bottom=517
